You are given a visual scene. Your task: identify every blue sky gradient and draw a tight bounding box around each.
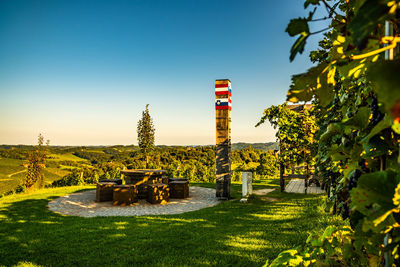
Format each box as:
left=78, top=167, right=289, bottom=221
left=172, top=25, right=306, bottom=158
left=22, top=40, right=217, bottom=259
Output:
left=0, top=0, right=329, bottom=145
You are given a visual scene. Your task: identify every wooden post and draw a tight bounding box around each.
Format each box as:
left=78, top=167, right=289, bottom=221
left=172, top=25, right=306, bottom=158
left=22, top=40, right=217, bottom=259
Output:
left=280, top=163, right=285, bottom=192
left=215, top=79, right=232, bottom=200
left=305, top=160, right=309, bottom=194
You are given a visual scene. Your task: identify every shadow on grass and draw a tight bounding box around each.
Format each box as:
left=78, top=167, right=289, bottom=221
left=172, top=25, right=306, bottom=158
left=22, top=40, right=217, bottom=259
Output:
left=0, top=186, right=341, bottom=267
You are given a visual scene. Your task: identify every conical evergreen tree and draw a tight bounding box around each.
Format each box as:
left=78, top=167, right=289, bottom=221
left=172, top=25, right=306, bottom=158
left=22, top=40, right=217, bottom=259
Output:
left=137, top=104, right=155, bottom=167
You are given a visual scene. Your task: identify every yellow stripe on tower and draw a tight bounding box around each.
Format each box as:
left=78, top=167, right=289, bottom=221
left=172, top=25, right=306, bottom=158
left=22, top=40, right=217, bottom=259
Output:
left=215, top=79, right=231, bottom=85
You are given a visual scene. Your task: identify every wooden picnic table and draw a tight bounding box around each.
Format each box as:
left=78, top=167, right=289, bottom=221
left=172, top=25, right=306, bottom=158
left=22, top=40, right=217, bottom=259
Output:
left=120, top=169, right=168, bottom=199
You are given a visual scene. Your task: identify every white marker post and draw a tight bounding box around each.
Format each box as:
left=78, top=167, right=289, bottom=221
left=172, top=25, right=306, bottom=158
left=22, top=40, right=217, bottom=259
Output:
left=240, top=171, right=253, bottom=202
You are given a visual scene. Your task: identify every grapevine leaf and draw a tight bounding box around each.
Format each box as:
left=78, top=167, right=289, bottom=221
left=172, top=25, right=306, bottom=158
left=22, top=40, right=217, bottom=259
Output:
left=288, top=62, right=333, bottom=106
left=287, top=63, right=327, bottom=102
left=393, top=121, right=400, bottom=134
left=286, top=18, right=309, bottom=37
left=310, top=237, right=323, bottom=247
left=314, top=68, right=335, bottom=107
left=350, top=144, right=363, bottom=162
left=320, top=123, right=344, bottom=143
left=350, top=170, right=400, bottom=217
left=367, top=60, right=400, bottom=114
left=362, top=135, right=389, bottom=158
left=342, top=106, right=371, bottom=130
left=361, top=114, right=392, bottom=144
left=290, top=33, right=309, bottom=62
left=315, top=84, right=335, bottom=108
left=287, top=82, right=313, bottom=103
left=337, top=59, right=367, bottom=79
left=330, top=152, right=348, bottom=161
left=304, top=0, right=320, bottom=8
left=393, top=183, right=400, bottom=206
left=348, top=0, right=390, bottom=47
left=343, top=162, right=360, bottom=180
left=269, top=249, right=303, bottom=266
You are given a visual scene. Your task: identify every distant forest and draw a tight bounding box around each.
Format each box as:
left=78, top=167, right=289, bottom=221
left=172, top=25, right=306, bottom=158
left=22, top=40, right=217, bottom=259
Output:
left=0, top=143, right=279, bottom=194
left=231, top=142, right=279, bottom=151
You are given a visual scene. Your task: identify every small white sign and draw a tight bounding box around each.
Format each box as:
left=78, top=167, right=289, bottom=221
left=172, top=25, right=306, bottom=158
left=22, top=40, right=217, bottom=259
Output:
left=242, top=172, right=253, bottom=197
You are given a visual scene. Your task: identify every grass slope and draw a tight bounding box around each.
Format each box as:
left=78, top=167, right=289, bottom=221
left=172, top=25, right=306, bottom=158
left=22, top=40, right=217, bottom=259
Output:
left=47, top=153, right=87, bottom=162
left=0, top=182, right=344, bottom=266
left=0, top=158, right=25, bottom=195
left=0, top=158, right=70, bottom=196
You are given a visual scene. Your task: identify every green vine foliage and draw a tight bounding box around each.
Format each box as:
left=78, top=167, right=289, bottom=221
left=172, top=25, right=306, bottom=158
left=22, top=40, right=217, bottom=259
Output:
left=256, top=104, right=318, bottom=167
left=267, top=0, right=400, bottom=266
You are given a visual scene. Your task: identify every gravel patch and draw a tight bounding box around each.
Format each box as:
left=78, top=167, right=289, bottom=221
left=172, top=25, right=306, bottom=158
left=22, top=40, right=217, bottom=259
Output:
left=48, top=186, right=219, bottom=217
left=252, top=188, right=275, bottom=196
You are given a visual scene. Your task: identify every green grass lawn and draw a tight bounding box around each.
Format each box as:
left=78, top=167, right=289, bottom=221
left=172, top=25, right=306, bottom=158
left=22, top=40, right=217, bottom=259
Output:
left=0, top=181, right=344, bottom=266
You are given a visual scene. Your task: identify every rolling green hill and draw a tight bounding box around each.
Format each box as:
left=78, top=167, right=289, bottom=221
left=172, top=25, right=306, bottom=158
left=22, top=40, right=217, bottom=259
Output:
left=0, top=157, right=70, bottom=196
left=0, top=158, right=25, bottom=195
left=232, top=142, right=279, bottom=151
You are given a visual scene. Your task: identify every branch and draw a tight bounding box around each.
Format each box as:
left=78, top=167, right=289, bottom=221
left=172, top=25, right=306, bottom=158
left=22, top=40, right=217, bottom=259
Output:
left=321, top=0, right=340, bottom=18
left=310, top=27, right=332, bottom=35
left=309, top=17, right=330, bottom=22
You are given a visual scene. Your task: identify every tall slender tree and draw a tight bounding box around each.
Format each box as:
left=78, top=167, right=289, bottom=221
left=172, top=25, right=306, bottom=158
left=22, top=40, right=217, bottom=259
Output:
left=24, top=134, right=49, bottom=190
left=137, top=104, right=155, bottom=167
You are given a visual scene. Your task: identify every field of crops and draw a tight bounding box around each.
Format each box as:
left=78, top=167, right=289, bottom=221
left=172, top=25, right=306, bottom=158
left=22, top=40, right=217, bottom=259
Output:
left=47, top=153, right=87, bottom=162
left=0, top=157, right=70, bottom=196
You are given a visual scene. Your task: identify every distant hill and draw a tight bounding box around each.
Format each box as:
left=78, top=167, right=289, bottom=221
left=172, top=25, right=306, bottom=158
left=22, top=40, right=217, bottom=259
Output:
left=232, top=142, right=279, bottom=151
left=0, top=143, right=279, bottom=152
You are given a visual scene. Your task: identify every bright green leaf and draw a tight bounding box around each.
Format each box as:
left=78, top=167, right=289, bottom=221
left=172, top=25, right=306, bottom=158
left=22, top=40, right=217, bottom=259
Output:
left=290, top=33, right=309, bottom=62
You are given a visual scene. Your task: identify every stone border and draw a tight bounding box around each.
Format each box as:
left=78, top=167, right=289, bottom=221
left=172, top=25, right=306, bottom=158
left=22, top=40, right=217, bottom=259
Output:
left=48, top=186, right=219, bottom=217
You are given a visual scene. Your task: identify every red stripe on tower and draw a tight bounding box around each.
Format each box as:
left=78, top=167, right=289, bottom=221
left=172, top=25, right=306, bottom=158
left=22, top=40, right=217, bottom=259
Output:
left=216, top=106, right=232, bottom=110
left=215, top=91, right=232, bottom=96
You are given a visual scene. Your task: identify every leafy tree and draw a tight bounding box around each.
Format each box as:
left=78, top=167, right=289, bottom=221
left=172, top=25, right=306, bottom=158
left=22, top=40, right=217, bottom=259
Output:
left=24, top=134, right=49, bottom=190
left=137, top=104, right=155, bottom=167
left=256, top=151, right=278, bottom=176
left=257, top=104, right=318, bottom=167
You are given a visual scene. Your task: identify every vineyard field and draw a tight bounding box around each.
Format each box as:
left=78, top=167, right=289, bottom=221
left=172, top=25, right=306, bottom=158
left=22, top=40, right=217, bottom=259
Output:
left=0, top=158, right=70, bottom=196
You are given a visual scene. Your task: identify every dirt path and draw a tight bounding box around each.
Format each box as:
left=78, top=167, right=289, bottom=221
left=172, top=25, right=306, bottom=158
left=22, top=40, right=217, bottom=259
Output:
left=252, top=188, right=275, bottom=195
left=7, top=170, right=26, bottom=178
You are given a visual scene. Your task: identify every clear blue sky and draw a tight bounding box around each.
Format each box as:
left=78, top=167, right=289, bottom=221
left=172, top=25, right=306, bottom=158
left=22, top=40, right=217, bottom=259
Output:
left=0, top=0, right=328, bottom=145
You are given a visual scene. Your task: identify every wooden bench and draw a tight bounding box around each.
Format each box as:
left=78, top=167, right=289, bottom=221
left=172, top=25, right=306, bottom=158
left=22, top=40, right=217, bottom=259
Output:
left=161, top=176, right=169, bottom=184
left=96, top=182, right=116, bottom=202
left=169, top=180, right=189, bottom=199
left=113, top=185, right=138, bottom=206
left=147, top=184, right=169, bottom=204
left=100, top=179, right=123, bottom=185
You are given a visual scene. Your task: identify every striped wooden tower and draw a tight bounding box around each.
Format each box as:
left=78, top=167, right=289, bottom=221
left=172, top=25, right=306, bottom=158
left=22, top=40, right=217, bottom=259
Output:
left=215, top=79, right=231, bottom=199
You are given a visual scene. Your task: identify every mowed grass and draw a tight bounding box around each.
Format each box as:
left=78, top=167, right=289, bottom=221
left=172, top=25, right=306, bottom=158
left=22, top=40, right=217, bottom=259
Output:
left=0, top=182, right=344, bottom=266
left=0, top=158, right=70, bottom=195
